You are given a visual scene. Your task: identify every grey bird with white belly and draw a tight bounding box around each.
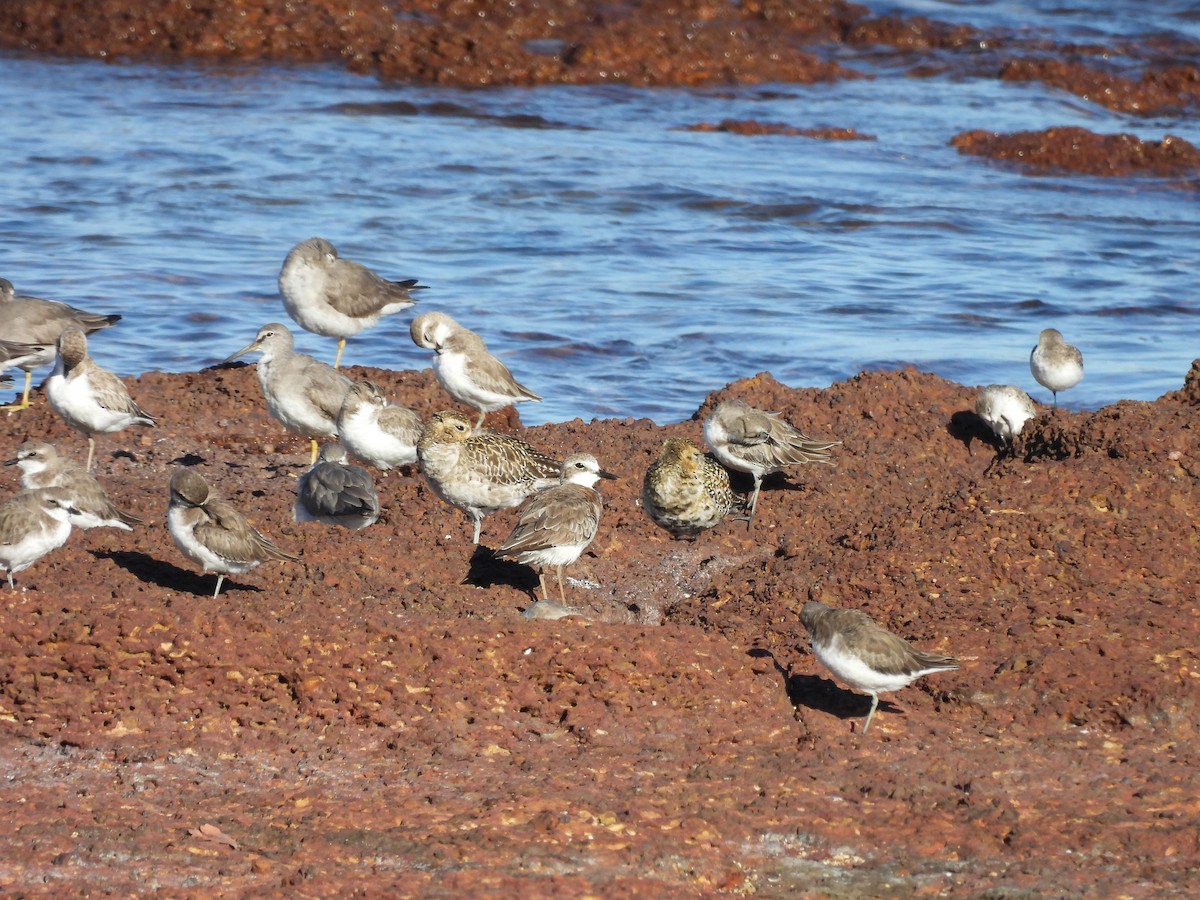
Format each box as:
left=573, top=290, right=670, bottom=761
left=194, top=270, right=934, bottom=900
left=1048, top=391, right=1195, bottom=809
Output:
left=223, top=323, right=353, bottom=464
left=800, top=600, right=959, bottom=735
left=975, top=384, right=1038, bottom=452
left=167, top=469, right=299, bottom=598
left=45, top=328, right=156, bottom=471
left=0, top=486, right=82, bottom=590
left=410, top=311, right=542, bottom=428
left=1030, top=328, right=1083, bottom=407
left=279, top=237, right=427, bottom=368
left=703, top=398, right=839, bottom=528
left=5, top=440, right=142, bottom=530
left=495, top=452, right=616, bottom=604
left=0, top=277, right=121, bottom=412
left=336, top=380, right=423, bottom=471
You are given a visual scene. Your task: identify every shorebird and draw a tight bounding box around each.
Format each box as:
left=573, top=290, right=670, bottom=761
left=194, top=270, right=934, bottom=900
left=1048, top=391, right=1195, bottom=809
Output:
left=0, top=486, right=81, bottom=590
left=167, top=469, right=299, bottom=598
left=336, top=380, right=423, bottom=470
left=703, top=398, right=840, bottom=527
left=495, top=452, right=616, bottom=604
left=44, top=328, right=156, bottom=471
left=295, top=443, right=381, bottom=530
left=278, top=237, right=427, bottom=368
left=975, top=384, right=1038, bottom=453
left=800, top=600, right=959, bottom=734
left=223, top=323, right=353, bottom=464
left=5, top=440, right=142, bottom=530
left=642, top=438, right=735, bottom=539
left=0, top=277, right=121, bottom=412
left=417, top=409, right=560, bottom=544
left=1030, top=328, right=1083, bottom=407
left=410, top=311, right=542, bottom=428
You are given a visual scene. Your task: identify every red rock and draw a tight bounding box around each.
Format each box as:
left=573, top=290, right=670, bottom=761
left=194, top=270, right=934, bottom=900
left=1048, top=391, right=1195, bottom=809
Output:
left=2, top=361, right=1197, bottom=892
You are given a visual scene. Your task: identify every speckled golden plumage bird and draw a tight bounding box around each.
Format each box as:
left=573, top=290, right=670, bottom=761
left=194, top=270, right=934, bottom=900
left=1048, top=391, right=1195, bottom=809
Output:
left=642, top=437, right=735, bottom=538
left=417, top=409, right=561, bottom=544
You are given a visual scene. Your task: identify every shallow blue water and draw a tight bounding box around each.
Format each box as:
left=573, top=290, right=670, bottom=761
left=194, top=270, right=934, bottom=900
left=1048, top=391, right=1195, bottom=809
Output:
left=3, top=1, right=1199, bottom=425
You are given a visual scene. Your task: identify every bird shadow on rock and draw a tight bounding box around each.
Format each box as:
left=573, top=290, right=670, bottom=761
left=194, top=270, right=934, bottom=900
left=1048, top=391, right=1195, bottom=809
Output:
left=732, top=469, right=806, bottom=500
left=94, top=550, right=262, bottom=598
left=749, top=647, right=900, bottom=727
left=947, top=409, right=997, bottom=456
left=463, top=544, right=540, bottom=597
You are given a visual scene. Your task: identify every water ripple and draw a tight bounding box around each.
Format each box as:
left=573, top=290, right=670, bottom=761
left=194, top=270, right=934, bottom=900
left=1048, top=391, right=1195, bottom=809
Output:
left=2, top=23, right=1199, bottom=423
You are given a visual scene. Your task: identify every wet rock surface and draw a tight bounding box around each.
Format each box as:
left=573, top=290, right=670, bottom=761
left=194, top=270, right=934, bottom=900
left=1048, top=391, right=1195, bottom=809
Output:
left=2, top=363, right=1198, bottom=894
left=682, top=120, right=876, bottom=140
left=951, top=126, right=1200, bottom=177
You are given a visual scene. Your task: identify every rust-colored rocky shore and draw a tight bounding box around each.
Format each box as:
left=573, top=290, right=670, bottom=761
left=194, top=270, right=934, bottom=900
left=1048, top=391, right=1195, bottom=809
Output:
left=2, top=360, right=1198, bottom=895
left=3, top=0, right=1200, bottom=893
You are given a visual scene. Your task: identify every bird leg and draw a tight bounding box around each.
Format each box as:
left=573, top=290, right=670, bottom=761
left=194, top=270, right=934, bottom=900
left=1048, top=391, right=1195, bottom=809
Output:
left=474, top=410, right=487, bottom=429
left=0, top=371, right=34, bottom=412
left=85, top=436, right=96, bottom=472
left=333, top=337, right=347, bottom=369
left=213, top=574, right=225, bottom=598
left=6, top=570, right=14, bottom=590
left=738, top=475, right=763, bottom=529
left=555, top=564, right=568, bottom=604
left=471, top=515, right=482, bottom=545
left=861, top=693, right=880, bottom=734
left=537, top=571, right=551, bottom=602
left=309, top=439, right=321, bottom=466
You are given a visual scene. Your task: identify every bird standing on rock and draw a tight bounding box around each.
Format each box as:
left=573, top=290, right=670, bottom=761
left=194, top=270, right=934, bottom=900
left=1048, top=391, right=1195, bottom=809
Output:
left=223, top=323, right=353, bottom=465
left=975, top=384, right=1038, bottom=453
left=45, top=328, right=156, bottom=472
left=167, top=469, right=299, bottom=598
left=0, top=277, right=121, bottom=412
left=417, top=409, right=560, bottom=545
left=5, top=440, right=143, bottom=530
left=410, top=311, right=542, bottom=428
left=642, top=437, right=735, bottom=539
left=278, top=237, right=427, bottom=368
left=336, top=380, right=423, bottom=471
left=495, top=452, right=616, bottom=604
left=1030, top=328, right=1083, bottom=408
left=0, top=486, right=82, bottom=590
left=703, top=398, right=839, bottom=527
left=800, top=600, right=959, bottom=735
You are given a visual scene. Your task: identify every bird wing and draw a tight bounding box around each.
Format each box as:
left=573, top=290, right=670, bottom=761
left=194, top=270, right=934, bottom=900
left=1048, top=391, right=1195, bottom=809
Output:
left=376, top=405, right=423, bottom=441
left=88, top=367, right=156, bottom=423
left=829, top=609, right=957, bottom=677
left=461, top=337, right=542, bottom=402
left=497, top=486, right=600, bottom=555
left=297, top=358, right=353, bottom=419
left=728, top=407, right=838, bottom=468
left=325, top=259, right=422, bottom=317
left=198, top=499, right=298, bottom=564
left=299, top=465, right=379, bottom=518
